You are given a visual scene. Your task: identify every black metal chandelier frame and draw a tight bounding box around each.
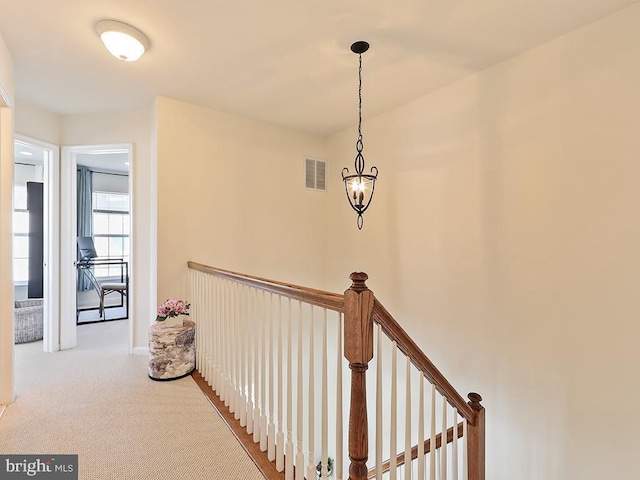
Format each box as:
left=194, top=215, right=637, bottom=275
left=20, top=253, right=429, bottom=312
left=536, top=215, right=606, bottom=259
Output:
left=341, top=40, right=378, bottom=230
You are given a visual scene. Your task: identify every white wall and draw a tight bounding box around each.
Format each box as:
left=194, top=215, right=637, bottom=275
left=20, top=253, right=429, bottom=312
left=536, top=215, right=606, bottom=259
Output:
left=14, top=98, right=61, bottom=146
left=325, top=5, right=640, bottom=479
left=62, top=109, right=153, bottom=351
left=155, top=96, right=328, bottom=304
left=0, top=33, right=13, bottom=102
left=0, top=31, right=14, bottom=403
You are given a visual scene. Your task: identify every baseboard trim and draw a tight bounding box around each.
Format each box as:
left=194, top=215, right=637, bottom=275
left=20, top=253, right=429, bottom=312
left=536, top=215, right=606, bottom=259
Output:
left=132, top=347, right=149, bottom=356
left=191, top=371, right=286, bottom=480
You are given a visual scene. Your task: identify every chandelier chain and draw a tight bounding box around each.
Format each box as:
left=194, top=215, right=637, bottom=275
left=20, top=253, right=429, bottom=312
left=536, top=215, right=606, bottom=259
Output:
left=358, top=53, right=363, bottom=142
left=354, top=53, right=364, bottom=174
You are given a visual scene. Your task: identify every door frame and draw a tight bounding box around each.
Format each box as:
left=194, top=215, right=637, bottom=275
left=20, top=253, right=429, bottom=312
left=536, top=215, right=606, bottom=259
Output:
left=14, top=134, right=60, bottom=353
left=60, top=143, right=133, bottom=351
left=0, top=82, right=14, bottom=403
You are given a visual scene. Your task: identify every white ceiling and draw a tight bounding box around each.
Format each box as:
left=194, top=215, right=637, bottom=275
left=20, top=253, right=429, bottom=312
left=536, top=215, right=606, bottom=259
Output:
left=76, top=152, right=130, bottom=174
left=14, top=140, right=45, bottom=164
left=0, top=0, right=636, bottom=136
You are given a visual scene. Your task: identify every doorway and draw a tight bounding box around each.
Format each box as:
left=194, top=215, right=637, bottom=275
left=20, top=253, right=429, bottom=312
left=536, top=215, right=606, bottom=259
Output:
left=13, top=136, right=59, bottom=353
left=60, top=144, right=134, bottom=352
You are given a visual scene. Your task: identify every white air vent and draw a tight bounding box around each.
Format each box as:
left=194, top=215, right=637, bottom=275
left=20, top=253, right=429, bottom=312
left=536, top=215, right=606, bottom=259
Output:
left=305, top=158, right=326, bottom=191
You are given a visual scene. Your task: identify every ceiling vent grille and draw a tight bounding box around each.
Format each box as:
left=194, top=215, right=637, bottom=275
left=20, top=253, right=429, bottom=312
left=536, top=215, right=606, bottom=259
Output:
left=305, top=158, right=326, bottom=191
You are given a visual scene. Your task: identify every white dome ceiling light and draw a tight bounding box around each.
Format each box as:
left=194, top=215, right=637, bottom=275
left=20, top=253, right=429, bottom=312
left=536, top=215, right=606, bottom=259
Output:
left=96, top=20, right=150, bottom=62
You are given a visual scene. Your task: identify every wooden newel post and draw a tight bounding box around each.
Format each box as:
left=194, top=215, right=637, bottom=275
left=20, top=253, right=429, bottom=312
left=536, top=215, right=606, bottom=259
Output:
left=466, top=392, right=485, bottom=480
left=344, top=272, right=375, bottom=480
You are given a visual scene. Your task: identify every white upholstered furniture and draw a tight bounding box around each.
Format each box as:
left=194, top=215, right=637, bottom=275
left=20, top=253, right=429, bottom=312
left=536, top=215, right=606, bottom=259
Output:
left=14, top=298, right=44, bottom=344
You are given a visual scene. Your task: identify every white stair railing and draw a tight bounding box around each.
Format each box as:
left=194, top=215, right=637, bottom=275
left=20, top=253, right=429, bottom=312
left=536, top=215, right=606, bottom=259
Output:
left=188, top=262, right=484, bottom=480
left=190, top=266, right=346, bottom=480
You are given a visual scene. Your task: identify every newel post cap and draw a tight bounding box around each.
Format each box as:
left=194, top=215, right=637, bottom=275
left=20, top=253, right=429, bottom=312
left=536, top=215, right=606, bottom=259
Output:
left=468, top=392, right=483, bottom=410
left=349, top=272, right=369, bottom=292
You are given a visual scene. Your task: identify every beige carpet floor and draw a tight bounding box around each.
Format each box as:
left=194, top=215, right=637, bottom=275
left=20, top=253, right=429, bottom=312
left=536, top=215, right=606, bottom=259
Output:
left=0, top=321, right=265, bottom=480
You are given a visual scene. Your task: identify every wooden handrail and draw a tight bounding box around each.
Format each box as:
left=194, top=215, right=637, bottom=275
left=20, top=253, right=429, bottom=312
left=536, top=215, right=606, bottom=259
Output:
left=373, top=299, right=476, bottom=425
left=188, top=262, right=476, bottom=424
left=367, top=422, right=465, bottom=478
left=187, top=262, right=484, bottom=479
left=187, top=261, right=344, bottom=312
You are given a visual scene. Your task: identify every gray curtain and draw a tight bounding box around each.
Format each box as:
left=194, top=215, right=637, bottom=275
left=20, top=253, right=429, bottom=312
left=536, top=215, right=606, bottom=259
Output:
left=77, top=166, right=93, bottom=291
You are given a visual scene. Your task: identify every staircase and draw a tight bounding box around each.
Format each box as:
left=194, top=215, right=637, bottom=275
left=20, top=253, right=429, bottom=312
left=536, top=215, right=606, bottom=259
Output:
left=187, top=261, right=485, bottom=480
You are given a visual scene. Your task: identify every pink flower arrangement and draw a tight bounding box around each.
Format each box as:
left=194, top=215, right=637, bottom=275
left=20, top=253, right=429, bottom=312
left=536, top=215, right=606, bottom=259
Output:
left=156, top=299, right=191, bottom=322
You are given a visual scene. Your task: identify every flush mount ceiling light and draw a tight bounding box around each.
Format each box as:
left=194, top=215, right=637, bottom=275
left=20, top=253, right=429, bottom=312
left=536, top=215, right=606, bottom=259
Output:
left=96, top=20, right=150, bottom=62
left=341, top=41, right=378, bottom=230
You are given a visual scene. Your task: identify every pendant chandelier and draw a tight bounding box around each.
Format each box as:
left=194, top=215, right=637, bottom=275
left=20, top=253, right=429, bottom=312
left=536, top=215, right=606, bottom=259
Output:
left=341, top=41, right=378, bottom=230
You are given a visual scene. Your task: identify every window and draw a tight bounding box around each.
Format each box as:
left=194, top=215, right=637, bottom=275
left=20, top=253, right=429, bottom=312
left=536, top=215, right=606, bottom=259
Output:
left=92, top=192, right=130, bottom=278
left=13, top=163, right=41, bottom=284
left=13, top=184, right=29, bottom=283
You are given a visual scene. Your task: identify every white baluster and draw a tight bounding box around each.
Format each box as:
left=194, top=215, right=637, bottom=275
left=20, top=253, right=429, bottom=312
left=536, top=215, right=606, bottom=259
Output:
left=336, top=313, right=343, bottom=480
left=405, top=357, right=412, bottom=480
left=418, top=375, right=425, bottom=480
left=193, top=272, right=199, bottom=369
left=376, top=324, right=383, bottom=480
left=295, top=301, right=305, bottom=480
left=247, top=286, right=254, bottom=435
left=260, top=290, right=268, bottom=451
left=215, top=278, right=221, bottom=393
left=390, top=343, right=397, bottom=480
left=208, top=275, right=215, bottom=385
left=231, top=282, right=242, bottom=420
left=222, top=280, right=228, bottom=405
left=285, top=298, right=294, bottom=480
left=211, top=277, right=216, bottom=384
left=227, top=280, right=234, bottom=409
left=200, top=273, right=205, bottom=373
left=430, top=385, right=436, bottom=480
left=205, top=274, right=210, bottom=380
left=202, top=274, right=208, bottom=382
left=209, top=276, right=215, bottom=387
left=441, top=399, right=447, bottom=480
left=462, top=418, right=468, bottom=480
left=211, top=276, right=216, bottom=382
left=452, top=410, right=458, bottom=480
left=233, top=282, right=239, bottom=414
left=321, top=308, right=328, bottom=479
left=276, top=296, right=285, bottom=471
left=268, top=293, right=276, bottom=461
left=233, top=283, right=245, bottom=418
left=240, top=285, right=247, bottom=427
left=232, top=283, right=239, bottom=417
left=307, top=306, right=316, bottom=480
left=193, top=271, right=200, bottom=372
left=253, top=289, right=261, bottom=444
